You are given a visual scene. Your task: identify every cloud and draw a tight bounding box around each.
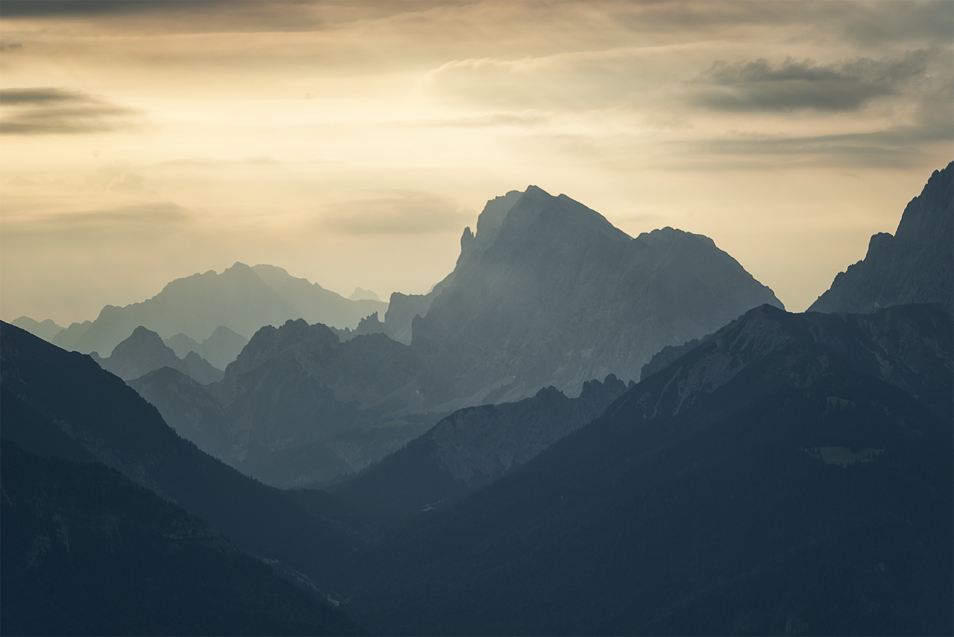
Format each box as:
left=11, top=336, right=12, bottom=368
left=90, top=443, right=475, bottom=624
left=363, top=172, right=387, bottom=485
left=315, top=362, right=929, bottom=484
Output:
left=4, top=202, right=192, bottom=239
left=322, top=192, right=471, bottom=235
left=0, top=87, right=142, bottom=134
left=688, top=51, right=932, bottom=112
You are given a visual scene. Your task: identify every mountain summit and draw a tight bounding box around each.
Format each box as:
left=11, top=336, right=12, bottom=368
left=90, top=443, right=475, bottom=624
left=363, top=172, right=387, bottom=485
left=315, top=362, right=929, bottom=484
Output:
left=409, top=185, right=783, bottom=403
left=47, top=263, right=387, bottom=357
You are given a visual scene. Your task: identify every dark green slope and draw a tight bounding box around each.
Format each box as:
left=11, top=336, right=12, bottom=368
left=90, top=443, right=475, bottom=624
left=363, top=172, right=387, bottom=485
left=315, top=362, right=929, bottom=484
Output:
left=0, top=321, right=363, bottom=596
left=345, top=304, right=953, bottom=635
left=1, top=442, right=364, bottom=636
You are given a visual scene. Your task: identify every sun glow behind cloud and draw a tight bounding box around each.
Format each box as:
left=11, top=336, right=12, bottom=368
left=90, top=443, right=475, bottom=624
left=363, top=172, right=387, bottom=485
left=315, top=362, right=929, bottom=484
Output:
left=1, top=1, right=951, bottom=324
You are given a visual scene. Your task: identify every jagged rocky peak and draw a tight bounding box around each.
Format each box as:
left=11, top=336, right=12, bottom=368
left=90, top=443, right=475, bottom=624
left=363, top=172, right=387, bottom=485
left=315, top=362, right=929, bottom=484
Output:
left=809, top=161, right=953, bottom=314
left=411, top=184, right=782, bottom=403
left=225, top=319, right=339, bottom=377
left=474, top=189, right=523, bottom=253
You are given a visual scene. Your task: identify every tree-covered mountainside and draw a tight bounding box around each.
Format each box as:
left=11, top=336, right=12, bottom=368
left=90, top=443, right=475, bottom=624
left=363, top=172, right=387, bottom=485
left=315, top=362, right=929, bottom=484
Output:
left=343, top=304, right=953, bottom=636
left=0, top=441, right=365, bottom=636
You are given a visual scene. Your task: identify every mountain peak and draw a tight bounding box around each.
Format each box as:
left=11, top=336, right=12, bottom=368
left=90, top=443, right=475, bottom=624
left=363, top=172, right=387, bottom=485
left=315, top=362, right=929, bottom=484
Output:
left=809, top=161, right=953, bottom=314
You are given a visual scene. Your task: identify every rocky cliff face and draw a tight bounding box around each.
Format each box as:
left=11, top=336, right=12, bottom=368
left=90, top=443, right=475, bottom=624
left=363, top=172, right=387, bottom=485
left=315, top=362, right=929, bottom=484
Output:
left=411, top=185, right=783, bottom=404
left=809, top=161, right=953, bottom=315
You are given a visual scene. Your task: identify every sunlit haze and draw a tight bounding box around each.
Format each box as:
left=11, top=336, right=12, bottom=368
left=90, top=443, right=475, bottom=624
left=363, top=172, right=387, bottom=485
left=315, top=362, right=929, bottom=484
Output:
left=2, top=0, right=952, bottom=325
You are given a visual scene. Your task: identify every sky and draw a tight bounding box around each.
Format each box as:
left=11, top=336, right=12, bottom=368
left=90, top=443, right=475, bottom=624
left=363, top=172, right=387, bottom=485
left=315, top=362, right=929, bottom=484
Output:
left=1, top=0, right=952, bottom=326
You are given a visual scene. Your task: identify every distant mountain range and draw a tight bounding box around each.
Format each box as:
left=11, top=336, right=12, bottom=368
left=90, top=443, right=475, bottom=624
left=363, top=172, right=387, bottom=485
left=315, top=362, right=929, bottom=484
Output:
left=128, top=185, right=781, bottom=488
left=12, top=262, right=387, bottom=358
left=130, top=320, right=438, bottom=488
left=4, top=163, right=950, bottom=636
left=91, top=326, right=224, bottom=384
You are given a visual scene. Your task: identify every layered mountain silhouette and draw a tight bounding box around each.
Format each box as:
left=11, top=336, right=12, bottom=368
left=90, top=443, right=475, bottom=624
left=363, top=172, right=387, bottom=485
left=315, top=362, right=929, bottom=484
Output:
left=91, top=326, right=224, bottom=384
left=10, top=316, right=64, bottom=341
left=164, top=325, right=249, bottom=370
left=129, top=187, right=782, bottom=487
left=345, top=303, right=953, bottom=635
left=35, top=262, right=386, bottom=357
left=0, top=322, right=367, bottom=598
left=131, top=319, right=439, bottom=487
left=810, top=161, right=953, bottom=315
left=334, top=374, right=629, bottom=516
left=1, top=442, right=364, bottom=636
left=408, top=185, right=782, bottom=403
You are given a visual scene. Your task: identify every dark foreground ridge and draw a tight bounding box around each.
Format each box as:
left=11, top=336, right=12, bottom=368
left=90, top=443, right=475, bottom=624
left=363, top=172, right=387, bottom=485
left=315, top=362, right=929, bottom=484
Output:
left=343, top=303, right=953, bottom=635
left=0, top=441, right=365, bottom=636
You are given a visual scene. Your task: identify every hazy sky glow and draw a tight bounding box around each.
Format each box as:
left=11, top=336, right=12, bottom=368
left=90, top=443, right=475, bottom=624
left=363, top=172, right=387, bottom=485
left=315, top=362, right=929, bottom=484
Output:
left=1, top=0, right=952, bottom=325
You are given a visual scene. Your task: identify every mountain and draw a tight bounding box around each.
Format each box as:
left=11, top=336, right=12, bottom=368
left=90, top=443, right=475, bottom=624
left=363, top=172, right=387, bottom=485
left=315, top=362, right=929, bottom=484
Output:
left=47, top=262, right=388, bottom=356
left=132, top=319, right=441, bottom=488
left=165, top=325, right=249, bottom=370
left=809, top=161, right=953, bottom=315
left=0, top=321, right=367, bottom=596
left=344, top=304, right=953, bottom=635
left=91, top=325, right=224, bottom=384
left=333, top=374, right=629, bottom=516
left=350, top=287, right=381, bottom=301
left=11, top=316, right=64, bottom=341
left=408, top=185, right=783, bottom=404
left=0, top=441, right=365, bottom=636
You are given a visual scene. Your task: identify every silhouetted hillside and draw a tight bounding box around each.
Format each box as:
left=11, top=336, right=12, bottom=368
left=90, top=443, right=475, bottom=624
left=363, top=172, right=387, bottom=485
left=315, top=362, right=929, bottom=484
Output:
left=335, top=375, right=628, bottom=516
left=0, top=322, right=365, bottom=595
left=345, top=304, right=953, bottom=635
left=1, top=442, right=365, bottom=636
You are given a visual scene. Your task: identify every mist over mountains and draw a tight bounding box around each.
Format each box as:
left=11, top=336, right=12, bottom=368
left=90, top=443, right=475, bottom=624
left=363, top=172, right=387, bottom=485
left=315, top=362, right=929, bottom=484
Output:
left=2, top=162, right=951, bottom=636
left=125, top=185, right=781, bottom=488
left=14, top=263, right=387, bottom=358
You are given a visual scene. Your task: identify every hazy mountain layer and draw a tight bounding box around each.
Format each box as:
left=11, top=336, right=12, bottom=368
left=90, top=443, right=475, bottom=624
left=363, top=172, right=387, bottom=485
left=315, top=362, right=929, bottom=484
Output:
left=10, top=316, right=64, bottom=341
left=165, top=325, right=249, bottom=370
left=46, top=262, right=387, bottom=356
left=0, top=442, right=364, bottom=636
left=0, top=321, right=366, bottom=595
left=810, top=161, right=953, bottom=315
left=91, top=326, right=224, bottom=384
left=410, top=186, right=783, bottom=404
left=345, top=304, right=953, bottom=635
left=334, top=374, right=629, bottom=516
left=131, top=319, right=442, bottom=487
